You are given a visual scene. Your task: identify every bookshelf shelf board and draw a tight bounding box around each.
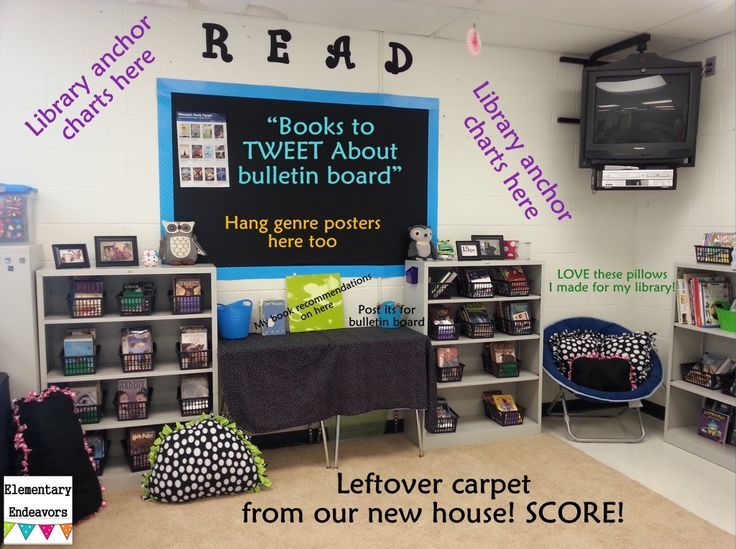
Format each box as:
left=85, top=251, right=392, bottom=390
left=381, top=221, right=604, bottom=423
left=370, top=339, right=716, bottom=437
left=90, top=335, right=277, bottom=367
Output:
left=663, top=426, right=736, bottom=472
left=44, top=310, right=213, bottom=325
left=423, top=414, right=538, bottom=449
left=670, top=380, right=736, bottom=407
left=436, top=370, right=538, bottom=389
left=47, top=361, right=213, bottom=384
left=672, top=323, right=736, bottom=340
left=86, top=402, right=190, bottom=431
left=430, top=334, right=540, bottom=346
left=429, top=294, right=541, bottom=304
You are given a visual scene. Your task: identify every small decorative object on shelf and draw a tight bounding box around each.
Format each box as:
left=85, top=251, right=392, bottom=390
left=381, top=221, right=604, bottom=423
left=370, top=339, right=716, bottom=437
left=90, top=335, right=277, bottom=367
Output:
left=407, top=225, right=438, bottom=260
left=94, top=235, right=139, bottom=267
left=455, top=240, right=481, bottom=261
left=483, top=391, right=525, bottom=426
left=471, top=235, right=503, bottom=259
left=52, top=243, right=90, bottom=269
left=160, top=221, right=208, bottom=266
left=503, top=240, right=518, bottom=259
left=429, top=398, right=459, bottom=433
left=140, top=248, right=162, bottom=267
left=437, top=240, right=455, bottom=260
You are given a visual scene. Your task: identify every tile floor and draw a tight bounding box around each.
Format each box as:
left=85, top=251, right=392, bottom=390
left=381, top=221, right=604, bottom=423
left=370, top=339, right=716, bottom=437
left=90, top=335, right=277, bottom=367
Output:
left=543, top=411, right=736, bottom=535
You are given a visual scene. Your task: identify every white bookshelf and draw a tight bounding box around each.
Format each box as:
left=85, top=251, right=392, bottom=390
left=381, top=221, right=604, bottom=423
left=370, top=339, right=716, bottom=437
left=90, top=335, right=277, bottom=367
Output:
left=36, top=264, right=218, bottom=489
left=663, top=262, right=736, bottom=471
left=403, top=259, right=544, bottom=450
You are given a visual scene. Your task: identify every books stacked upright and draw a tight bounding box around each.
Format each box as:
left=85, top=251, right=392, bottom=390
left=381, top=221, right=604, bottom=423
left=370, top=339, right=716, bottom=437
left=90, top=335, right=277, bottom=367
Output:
left=428, top=305, right=457, bottom=341
left=435, top=346, right=464, bottom=382
left=490, top=266, right=529, bottom=296
left=115, top=378, right=148, bottom=420
left=87, top=432, right=107, bottom=475
left=484, top=342, right=520, bottom=378
left=180, top=373, right=211, bottom=415
left=69, top=277, right=104, bottom=317
left=179, top=325, right=208, bottom=368
left=260, top=299, right=287, bottom=335
left=460, top=268, right=493, bottom=298
left=62, top=328, right=97, bottom=375
left=125, top=426, right=158, bottom=471
left=120, top=326, right=154, bottom=371
left=70, top=380, right=102, bottom=423
left=482, top=390, right=524, bottom=426
left=459, top=303, right=493, bottom=338
left=676, top=274, right=731, bottom=327
left=429, top=269, right=458, bottom=299
left=118, top=281, right=155, bottom=315
left=172, top=276, right=202, bottom=314
left=496, top=302, right=532, bottom=335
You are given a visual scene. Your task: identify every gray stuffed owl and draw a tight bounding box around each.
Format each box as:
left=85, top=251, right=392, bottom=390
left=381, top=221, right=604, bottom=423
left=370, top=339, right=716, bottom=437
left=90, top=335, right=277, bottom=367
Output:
left=159, top=220, right=207, bottom=265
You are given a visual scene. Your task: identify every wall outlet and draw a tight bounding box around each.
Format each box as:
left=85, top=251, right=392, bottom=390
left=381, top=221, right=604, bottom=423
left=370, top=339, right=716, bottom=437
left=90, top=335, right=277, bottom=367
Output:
left=704, top=56, right=716, bottom=77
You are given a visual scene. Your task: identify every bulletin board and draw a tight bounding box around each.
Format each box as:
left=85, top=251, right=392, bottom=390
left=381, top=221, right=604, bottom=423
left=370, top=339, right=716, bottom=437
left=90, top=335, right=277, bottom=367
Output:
left=157, top=78, right=438, bottom=280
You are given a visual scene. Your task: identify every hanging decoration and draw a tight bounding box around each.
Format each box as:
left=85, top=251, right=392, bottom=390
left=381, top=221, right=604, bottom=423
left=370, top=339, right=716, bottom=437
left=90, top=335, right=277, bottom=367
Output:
left=466, top=24, right=481, bottom=56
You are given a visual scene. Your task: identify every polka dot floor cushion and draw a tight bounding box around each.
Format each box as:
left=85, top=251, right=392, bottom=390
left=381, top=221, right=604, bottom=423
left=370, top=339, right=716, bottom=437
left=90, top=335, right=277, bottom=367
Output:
left=13, top=386, right=104, bottom=522
left=143, top=415, right=271, bottom=503
left=601, top=331, right=656, bottom=386
left=548, top=330, right=604, bottom=377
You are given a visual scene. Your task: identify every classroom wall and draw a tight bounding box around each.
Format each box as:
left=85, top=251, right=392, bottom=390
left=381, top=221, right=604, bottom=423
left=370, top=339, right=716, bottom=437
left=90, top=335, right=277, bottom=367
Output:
left=1, top=0, right=730, bottom=404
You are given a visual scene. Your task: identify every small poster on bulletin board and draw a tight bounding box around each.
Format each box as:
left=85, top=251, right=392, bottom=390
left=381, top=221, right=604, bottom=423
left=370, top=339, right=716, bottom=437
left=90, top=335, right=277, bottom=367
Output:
left=176, top=112, right=229, bottom=188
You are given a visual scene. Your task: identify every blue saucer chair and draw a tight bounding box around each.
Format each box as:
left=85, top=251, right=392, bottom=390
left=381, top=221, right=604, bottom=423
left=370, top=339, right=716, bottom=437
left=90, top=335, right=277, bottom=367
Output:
left=543, top=317, right=663, bottom=443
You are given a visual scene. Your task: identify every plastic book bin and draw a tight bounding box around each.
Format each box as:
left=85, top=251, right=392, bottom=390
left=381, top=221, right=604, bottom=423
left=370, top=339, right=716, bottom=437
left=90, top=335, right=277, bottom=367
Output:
left=217, top=300, right=253, bottom=339
left=715, top=305, right=736, bottom=333
left=0, top=184, right=37, bottom=243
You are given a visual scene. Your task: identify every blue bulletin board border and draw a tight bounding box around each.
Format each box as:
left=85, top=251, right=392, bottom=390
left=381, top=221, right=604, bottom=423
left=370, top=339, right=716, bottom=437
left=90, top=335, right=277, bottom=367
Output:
left=157, top=78, right=439, bottom=280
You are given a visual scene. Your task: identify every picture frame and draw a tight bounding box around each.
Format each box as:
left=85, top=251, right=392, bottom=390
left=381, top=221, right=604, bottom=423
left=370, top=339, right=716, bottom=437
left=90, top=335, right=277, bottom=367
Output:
left=94, top=236, right=139, bottom=267
left=455, top=240, right=481, bottom=261
left=52, top=244, right=90, bottom=269
left=471, top=235, right=504, bottom=259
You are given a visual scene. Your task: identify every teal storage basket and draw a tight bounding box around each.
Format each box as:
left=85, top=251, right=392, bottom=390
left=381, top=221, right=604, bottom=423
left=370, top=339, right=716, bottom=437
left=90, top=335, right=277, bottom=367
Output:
left=217, top=299, right=253, bottom=339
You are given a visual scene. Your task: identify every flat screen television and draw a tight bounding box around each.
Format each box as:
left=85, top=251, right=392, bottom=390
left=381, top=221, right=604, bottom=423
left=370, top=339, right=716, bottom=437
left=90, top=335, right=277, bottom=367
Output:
left=579, top=53, right=702, bottom=167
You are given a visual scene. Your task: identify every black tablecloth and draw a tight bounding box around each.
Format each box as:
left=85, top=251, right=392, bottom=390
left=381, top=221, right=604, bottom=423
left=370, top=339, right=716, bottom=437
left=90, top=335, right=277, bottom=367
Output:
left=219, top=327, right=436, bottom=434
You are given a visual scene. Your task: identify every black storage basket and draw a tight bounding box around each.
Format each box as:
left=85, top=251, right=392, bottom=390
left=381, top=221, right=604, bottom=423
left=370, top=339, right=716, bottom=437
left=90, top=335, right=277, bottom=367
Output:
left=429, top=323, right=460, bottom=341
left=720, top=374, right=736, bottom=397
left=76, top=397, right=104, bottom=425
left=436, top=363, right=465, bottom=383
left=94, top=439, right=110, bottom=477
left=67, top=294, right=105, bottom=318
left=428, top=282, right=455, bottom=300
left=119, top=343, right=156, bottom=373
left=169, top=290, right=204, bottom=315
left=494, top=315, right=534, bottom=336
left=428, top=402, right=459, bottom=434
left=681, top=362, right=721, bottom=390
left=482, top=349, right=521, bottom=378
left=176, top=343, right=212, bottom=370
left=123, top=439, right=151, bottom=472
left=694, top=245, right=733, bottom=265
left=482, top=393, right=525, bottom=426
left=116, top=290, right=156, bottom=316
left=461, top=321, right=494, bottom=339
left=177, top=387, right=212, bottom=416
left=459, top=280, right=494, bottom=299
left=60, top=345, right=100, bottom=376
left=114, top=387, right=153, bottom=422
left=492, top=279, right=530, bottom=297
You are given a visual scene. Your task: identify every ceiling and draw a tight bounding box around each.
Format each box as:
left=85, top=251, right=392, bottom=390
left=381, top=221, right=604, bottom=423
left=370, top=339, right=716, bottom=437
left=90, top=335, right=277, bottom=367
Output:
left=120, top=0, right=735, bottom=57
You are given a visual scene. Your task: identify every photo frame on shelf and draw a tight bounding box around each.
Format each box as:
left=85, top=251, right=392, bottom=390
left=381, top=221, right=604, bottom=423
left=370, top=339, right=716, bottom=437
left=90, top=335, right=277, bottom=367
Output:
left=52, top=244, right=90, bottom=269
left=456, top=240, right=481, bottom=261
left=471, top=235, right=504, bottom=259
left=94, top=236, right=139, bottom=267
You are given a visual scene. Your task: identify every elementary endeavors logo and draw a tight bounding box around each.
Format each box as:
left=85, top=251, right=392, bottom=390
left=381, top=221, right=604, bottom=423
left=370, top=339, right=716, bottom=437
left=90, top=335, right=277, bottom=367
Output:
left=4, top=476, right=73, bottom=544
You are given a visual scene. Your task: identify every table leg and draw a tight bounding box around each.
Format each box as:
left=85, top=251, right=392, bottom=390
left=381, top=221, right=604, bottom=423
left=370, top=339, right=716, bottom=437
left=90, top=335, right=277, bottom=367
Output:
left=333, top=415, right=341, bottom=469
left=320, top=420, right=330, bottom=469
left=415, top=409, right=425, bottom=457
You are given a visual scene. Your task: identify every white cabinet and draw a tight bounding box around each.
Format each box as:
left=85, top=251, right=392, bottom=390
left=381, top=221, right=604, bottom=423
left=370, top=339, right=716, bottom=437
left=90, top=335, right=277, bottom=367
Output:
left=403, top=260, right=544, bottom=449
left=36, top=264, right=218, bottom=488
left=663, top=262, right=736, bottom=471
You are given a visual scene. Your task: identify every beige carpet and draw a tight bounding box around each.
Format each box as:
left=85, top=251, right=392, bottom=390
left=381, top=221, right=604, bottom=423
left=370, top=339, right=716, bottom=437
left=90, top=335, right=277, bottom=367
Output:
left=75, top=433, right=733, bottom=548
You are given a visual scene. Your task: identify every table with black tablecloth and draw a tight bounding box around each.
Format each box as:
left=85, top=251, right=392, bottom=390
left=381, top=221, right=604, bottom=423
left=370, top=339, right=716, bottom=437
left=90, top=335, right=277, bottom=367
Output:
left=218, top=327, right=436, bottom=465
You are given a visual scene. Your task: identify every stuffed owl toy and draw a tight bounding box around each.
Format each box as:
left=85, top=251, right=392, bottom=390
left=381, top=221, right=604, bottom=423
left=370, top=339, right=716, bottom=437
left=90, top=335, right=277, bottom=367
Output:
left=407, top=224, right=437, bottom=260
left=160, top=221, right=207, bottom=266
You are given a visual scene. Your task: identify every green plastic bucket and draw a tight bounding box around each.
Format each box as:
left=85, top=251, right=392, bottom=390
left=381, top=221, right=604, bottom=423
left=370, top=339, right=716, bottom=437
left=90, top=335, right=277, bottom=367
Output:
left=715, top=304, right=736, bottom=333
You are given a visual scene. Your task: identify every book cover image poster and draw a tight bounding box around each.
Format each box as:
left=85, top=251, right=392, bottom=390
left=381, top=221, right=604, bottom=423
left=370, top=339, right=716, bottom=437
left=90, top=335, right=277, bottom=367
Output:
left=286, top=273, right=345, bottom=333
left=176, top=112, right=229, bottom=188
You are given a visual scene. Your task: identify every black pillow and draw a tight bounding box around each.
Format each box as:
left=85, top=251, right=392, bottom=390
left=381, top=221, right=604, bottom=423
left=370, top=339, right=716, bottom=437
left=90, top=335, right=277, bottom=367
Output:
left=568, top=355, right=635, bottom=392
left=601, top=331, right=656, bottom=386
left=13, top=387, right=103, bottom=522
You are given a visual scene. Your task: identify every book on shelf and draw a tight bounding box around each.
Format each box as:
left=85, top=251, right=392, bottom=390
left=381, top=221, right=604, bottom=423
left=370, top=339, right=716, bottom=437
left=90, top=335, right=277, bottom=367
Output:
left=700, top=280, right=730, bottom=327
left=430, top=269, right=457, bottom=298
left=87, top=433, right=107, bottom=461
left=491, top=393, right=518, bottom=412
left=703, top=232, right=735, bottom=248
left=260, top=299, right=288, bottom=336
left=698, top=408, right=730, bottom=444
left=71, top=277, right=103, bottom=296
left=120, top=326, right=153, bottom=355
left=460, top=303, right=491, bottom=324
left=676, top=279, right=691, bottom=325
left=127, top=426, right=158, bottom=456
left=63, top=333, right=95, bottom=357
left=181, top=374, right=210, bottom=399
left=70, top=381, right=101, bottom=406
left=174, top=277, right=202, bottom=297
left=436, top=346, right=460, bottom=368
left=676, top=276, right=731, bottom=327
left=490, top=266, right=527, bottom=282
left=488, top=342, right=516, bottom=364
left=463, top=268, right=492, bottom=283
left=116, top=378, right=148, bottom=404
left=429, top=306, right=454, bottom=325
left=179, top=325, right=208, bottom=352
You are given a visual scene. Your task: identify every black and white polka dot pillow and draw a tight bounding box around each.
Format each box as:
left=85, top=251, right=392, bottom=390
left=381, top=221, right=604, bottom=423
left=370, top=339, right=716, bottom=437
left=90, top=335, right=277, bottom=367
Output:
left=601, top=331, right=656, bottom=386
left=549, top=330, right=603, bottom=377
left=143, top=416, right=270, bottom=503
